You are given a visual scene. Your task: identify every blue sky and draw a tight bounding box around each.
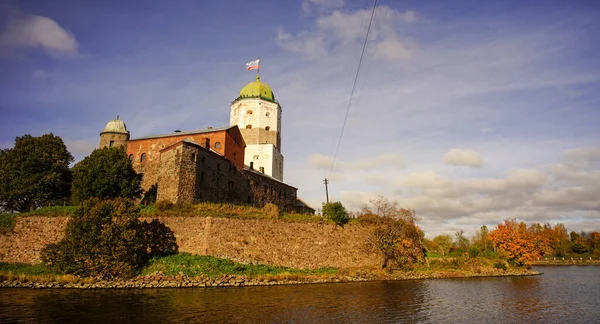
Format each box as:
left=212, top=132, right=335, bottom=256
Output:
left=1, top=0, right=599, bottom=237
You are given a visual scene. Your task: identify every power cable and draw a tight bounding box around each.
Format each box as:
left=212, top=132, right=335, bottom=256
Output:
left=328, top=0, right=380, bottom=178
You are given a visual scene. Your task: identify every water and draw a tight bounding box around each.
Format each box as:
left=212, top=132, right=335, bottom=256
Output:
left=1, top=266, right=599, bottom=323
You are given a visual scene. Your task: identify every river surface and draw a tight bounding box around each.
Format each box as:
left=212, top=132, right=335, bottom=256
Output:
left=1, top=266, right=599, bottom=323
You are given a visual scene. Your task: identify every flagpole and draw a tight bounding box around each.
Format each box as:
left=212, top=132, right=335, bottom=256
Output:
left=257, top=56, right=260, bottom=77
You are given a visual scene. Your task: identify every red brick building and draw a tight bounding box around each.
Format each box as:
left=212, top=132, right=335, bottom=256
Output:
left=99, top=120, right=300, bottom=212
left=98, top=75, right=313, bottom=213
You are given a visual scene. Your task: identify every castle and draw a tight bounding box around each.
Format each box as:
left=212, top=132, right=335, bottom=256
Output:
left=98, top=75, right=314, bottom=214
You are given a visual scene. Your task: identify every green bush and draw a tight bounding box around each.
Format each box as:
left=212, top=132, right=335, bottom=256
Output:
left=140, top=219, right=178, bottom=257
left=154, top=200, right=175, bottom=212
left=0, top=214, right=17, bottom=234
left=41, top=198, right=178, bottom=278
left=322, top=202, right=349, bottom=226
left=493, top=261, right=508, bottom=271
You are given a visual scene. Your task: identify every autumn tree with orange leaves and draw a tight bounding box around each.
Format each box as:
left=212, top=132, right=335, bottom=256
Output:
left=362, top=196, right=425, bottom=270
left=488, top=219, right=550, bottom=266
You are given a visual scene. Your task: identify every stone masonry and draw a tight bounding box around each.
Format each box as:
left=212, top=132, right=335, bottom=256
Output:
left=0, top=216, right=381, bottom=269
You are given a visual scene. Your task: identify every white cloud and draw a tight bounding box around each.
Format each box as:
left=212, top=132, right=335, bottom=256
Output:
left=374, top=36, right=414, bottom=60
left=277, top=6, right=416, bottom=61
left=0, top=14, right=78, bottom=56
left=481, top=128, right=493, bottom=134
left=444, top=148, right=484, bottom=168
left=309, top=152, right=404, bottom=170
left=309, top=153, right=335, bottom=169
left=398, top=171, right=449, bottom=189
left=302, top=0, right=344, bottom=14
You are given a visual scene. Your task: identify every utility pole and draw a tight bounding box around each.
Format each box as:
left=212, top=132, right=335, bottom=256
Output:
left=323, top=178, right=330, bottom=203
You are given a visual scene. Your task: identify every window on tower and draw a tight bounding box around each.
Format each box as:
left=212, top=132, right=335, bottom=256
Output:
left=140, top=153, right=146, bottom=163
left=265, top=126, right=270, bottom=131
left=247, top=110, right=253, bottom=114
left=266, top=112, right=270, bottom=117
left=246, top=125, right=252, bottom=129
left=109, top=140, right=114, bottom=147
left=214, top=142, right=221, bottom=149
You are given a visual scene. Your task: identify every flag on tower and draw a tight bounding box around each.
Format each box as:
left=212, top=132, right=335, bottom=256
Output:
left=245, top=59, right=260, bottom=70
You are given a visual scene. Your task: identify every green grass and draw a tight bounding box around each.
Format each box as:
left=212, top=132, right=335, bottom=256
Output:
left=140, top=253, right=338, bottom=278
left=0, top=202, right=325, bottom=235
left=140, top=202, right=327, bottom=223
left=0, top=262, right=56, bottom=276
left=0, top=214, right=17, bottom=234
left=22, top=206, right=77, bottom=216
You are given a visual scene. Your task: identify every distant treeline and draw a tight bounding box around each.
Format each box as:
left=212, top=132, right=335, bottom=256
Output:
left=424, top=220, right=600, bottom=266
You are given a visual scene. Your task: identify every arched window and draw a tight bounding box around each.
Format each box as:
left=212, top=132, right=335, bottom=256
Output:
left=233, top=152, right=237, bottom=160
left=214, top=142, right=221, bottom=149
left=109, top=140, right=115, bottom=147
left=140, top=153, right=146, bottom=163
left=247, top=110, right=253, bottom=115
left=265, top=126, right=270, bottom=131
left=246, top=125, right=252, bottom=129
left=128, top=154, right=134, bottom=162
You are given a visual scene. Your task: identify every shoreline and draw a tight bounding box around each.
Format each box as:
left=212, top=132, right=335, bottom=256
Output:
left=0, top=269, right=540, bottom=289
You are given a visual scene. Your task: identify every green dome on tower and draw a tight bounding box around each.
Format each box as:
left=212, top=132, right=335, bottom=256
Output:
left=238, top=75, right=275, bottom=102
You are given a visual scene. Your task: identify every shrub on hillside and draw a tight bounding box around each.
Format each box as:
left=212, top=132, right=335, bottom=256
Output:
left=140, top=219, right=178, bottom=256
left=356, top=212, right=383, bottom=225
left=362, top=196, right=424, bottom=270
left=0, top=214, right=17, bottom=234
left=263, top=203, right=280, bottom=219
left=155, top=200, right=175, bottom=212
left=40, top=198, right=177, bottom=278
left=322, top=202, right=349, bottom=226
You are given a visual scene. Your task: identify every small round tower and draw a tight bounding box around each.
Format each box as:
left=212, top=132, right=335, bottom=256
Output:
left=99, top=116, right=130, bottom=149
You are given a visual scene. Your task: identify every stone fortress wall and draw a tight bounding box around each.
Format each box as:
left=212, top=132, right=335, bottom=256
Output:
left=0, top=216, right=380, bottom=269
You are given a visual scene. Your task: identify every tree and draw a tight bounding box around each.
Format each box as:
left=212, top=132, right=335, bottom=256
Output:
left=322, top=201, right=349, bottom=225
left=537, top=223, right=570, bottom=256
left=570, top=231, right=589, bottom=254
left=362, top=197, right=424, bottom=269
left=454, top=229, right=470, bottom=251
left=71, top=147, right=142, bottom=203
left=0, top=134, right=73, bottom=212
left=489, top=219, right=550, bottom=266
left=41, top=198, right=177, bottom=278
left=589, top=232, right=600, bottom=251
left=472, top=225, right=490, bottom=252
left=432, top=234, right=453, bottom=256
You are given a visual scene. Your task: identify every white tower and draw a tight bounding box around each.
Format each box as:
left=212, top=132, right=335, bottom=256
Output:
left=230, top=75, right=284, bottom=180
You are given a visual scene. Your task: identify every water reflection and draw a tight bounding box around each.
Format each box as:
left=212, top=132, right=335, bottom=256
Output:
left=1, top=266, right=599, bottom=323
